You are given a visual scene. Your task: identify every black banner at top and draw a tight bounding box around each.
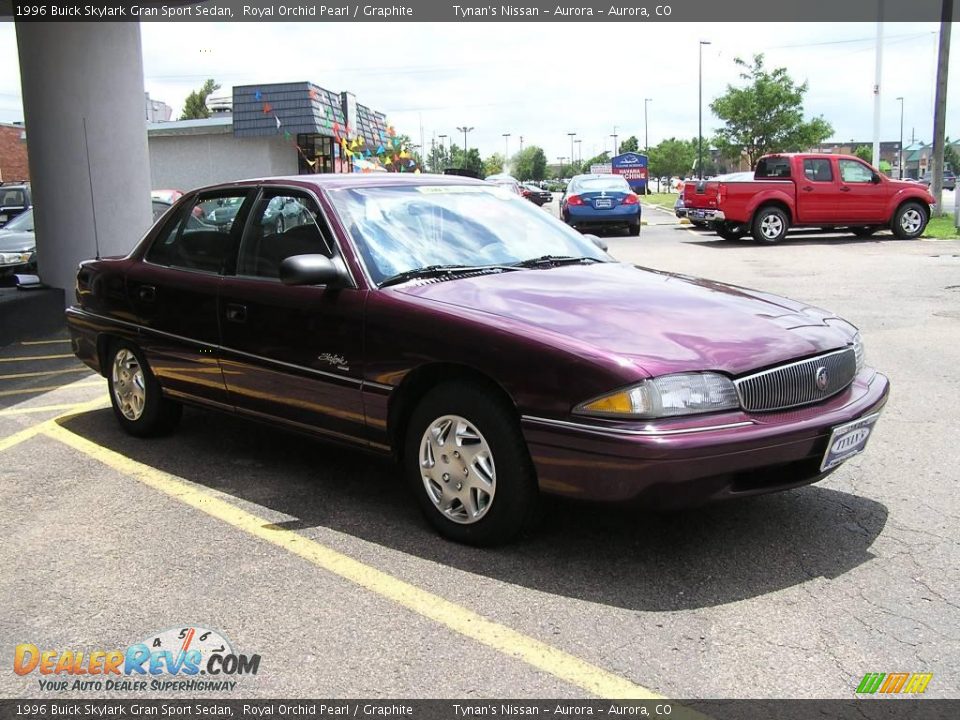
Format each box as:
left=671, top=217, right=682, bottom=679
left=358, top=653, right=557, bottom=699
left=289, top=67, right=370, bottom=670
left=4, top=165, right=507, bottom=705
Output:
left=0, top=0, right=958, bottom=22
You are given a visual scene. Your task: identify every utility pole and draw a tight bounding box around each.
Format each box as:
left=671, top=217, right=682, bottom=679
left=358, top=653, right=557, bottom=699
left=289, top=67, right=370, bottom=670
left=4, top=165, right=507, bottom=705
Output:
left=502, top=132, right=511, bottom=164
left=872, top=8, right=883, bottom=168
left=610, top=127, right=619, bottom=156
left=568, top=132, right=576, bottom=170
left=699, top=40, right=711, bottom=179
left=575, top=139, right=582, bottom=165
left=896, top=96, right=904, bottom=179
left=931, top=0, right=952, bottom=214
left=519, top=135, right=524, bottom=154
left=557, top=156, right=566, bottom=177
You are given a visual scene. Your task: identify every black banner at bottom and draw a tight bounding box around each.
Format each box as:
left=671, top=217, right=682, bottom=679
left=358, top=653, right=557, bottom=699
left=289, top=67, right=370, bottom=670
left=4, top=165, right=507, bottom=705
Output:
left=1, top=700, right=959, bottom=720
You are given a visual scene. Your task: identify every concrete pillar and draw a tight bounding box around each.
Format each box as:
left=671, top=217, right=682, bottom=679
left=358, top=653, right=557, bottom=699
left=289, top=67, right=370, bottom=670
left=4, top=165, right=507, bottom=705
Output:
left=15, top=22, right=152, bottom=302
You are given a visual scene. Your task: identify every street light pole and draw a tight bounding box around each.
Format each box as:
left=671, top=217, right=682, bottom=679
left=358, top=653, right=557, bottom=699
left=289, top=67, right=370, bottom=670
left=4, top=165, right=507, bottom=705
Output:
left=558, top=156, right=566, bottom=177
left=610, top=126, right=619, bottom=156
left=438, top=134, right=448, bottom=169
left=502, top=132, right=511, bottom=164
left=575, top=139, right=582, bottom=165
left=644, top=98, right=652, bottom=151
left=456, top=126, right=474, bottom=169
left=896, top=96, right=904, bottom=179
left=699, top=40, right=711, bottom=180
left=568, top=132, right=576, bottom=170
left=519, top=135, right=524, bottom=154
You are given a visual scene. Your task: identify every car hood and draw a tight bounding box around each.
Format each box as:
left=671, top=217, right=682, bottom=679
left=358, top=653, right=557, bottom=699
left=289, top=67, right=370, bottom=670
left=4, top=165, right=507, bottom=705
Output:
left=393, top=262, right=855, bottom=377
left=0, top=231, right=35, bottom=252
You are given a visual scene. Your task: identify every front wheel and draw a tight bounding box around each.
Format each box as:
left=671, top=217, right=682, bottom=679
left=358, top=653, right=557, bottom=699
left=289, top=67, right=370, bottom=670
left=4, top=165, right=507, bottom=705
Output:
left=404, top=382, right=538, bottom=546
left=891, top=202, right=928, bottom=240
left=752, top=206, right=789, bottom=243
left=107, top=341, right=182, bottom=437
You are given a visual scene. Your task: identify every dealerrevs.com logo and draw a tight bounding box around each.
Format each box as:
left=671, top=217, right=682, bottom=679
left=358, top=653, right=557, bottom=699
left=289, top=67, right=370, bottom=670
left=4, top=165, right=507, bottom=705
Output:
left=13, top=626, right=261, bottom=692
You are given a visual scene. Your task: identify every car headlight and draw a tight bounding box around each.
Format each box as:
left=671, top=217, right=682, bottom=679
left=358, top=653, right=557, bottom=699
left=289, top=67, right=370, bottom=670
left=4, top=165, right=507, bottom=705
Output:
left=852, top=333, right=865, bottom=372
left=574, top=372, right=741, bottom=419
left=0, top=252, right=32, bottom=266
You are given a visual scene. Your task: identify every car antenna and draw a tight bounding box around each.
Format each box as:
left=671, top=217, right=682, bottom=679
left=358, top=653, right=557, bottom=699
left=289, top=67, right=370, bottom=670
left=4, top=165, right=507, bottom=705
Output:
left=83, top=116, right=101, bottom=260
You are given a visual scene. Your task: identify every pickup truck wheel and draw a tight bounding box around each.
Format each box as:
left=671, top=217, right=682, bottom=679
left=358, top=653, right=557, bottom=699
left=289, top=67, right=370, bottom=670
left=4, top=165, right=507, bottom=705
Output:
left=405, top=382, right=538, bottom=546
left=108, top=341, right=182, bottom=437
left=716, top=224, right=744, bottom=241
left=752, top=207, right=789, bottom=243
left=892, top=202, right=928, bottom=240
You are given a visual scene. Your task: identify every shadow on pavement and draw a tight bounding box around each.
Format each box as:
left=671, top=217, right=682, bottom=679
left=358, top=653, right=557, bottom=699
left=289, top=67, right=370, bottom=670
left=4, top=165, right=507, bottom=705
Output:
left=678, top=229, right=908, bottom=248
left=60, top=406, right=889, bottom=613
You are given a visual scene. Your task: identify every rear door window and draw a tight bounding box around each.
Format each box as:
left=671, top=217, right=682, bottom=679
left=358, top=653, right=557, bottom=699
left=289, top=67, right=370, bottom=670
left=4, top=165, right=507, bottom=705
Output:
left=803, top=159, right=834, bottom=182
left=146, top=190, right=251, bottom=274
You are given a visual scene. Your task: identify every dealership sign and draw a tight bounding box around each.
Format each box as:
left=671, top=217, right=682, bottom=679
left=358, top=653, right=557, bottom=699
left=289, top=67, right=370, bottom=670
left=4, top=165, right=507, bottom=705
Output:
left=611, top=152, right=648, bottom=191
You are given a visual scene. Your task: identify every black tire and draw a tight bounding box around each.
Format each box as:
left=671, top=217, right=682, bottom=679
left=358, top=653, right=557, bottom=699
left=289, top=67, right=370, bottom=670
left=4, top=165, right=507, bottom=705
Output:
left=752, top=206, right=790, bottom=244
left=853, top=226, right=877, bottom=238
left=716, top=223, right=745, bottom=241
left=107, top=340, right=182, bottom=437
left=628, top=222, right=641, bottom=237
left=891, top=202, right=928, bottom=240
left=404, top=381, right=538, bottom=546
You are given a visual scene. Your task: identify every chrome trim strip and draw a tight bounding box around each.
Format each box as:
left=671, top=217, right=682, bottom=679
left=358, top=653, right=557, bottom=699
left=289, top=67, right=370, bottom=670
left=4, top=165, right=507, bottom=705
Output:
left=521, top=415, right=754, bottom=437
left=68, top=308, right=363, bottom=387
left=736, top=347, right=851, bottom=383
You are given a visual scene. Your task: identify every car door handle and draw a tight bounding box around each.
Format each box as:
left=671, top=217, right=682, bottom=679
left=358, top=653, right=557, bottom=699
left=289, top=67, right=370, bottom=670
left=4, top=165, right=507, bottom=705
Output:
left=138, top=285, right=156, bottom=302
left=839, top=186, right=851, bottom=192
left=802, top=186, right=814, bottom=192
left=225, top=303, right=247, bottom=323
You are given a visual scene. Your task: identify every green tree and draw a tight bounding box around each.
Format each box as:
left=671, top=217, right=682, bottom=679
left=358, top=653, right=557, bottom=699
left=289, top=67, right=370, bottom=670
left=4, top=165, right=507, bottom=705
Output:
left=581, top=151, right=611, bottom=171
left=179, top=79, right=221, bottom=120
left=483, top=152, right=505, bottom=177
left=512, top=146, right=548, bottom=181
left=853, top=145, right=873, bottom=163
left=944, top=137, right=959, bottom=174
left=449, top=144, right=483, bottom=175
left=710, top=54, right=833, bottom=167
left=427, top=140, right=451, bottom=173
left=648, top=138, right=697, bottom=188
left=619, top=136, right=639, bottom=153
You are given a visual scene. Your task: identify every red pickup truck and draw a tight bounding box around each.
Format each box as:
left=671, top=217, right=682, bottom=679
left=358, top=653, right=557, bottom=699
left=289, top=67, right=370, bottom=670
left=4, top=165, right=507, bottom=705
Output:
left=683, top=153, right=935, bottom=243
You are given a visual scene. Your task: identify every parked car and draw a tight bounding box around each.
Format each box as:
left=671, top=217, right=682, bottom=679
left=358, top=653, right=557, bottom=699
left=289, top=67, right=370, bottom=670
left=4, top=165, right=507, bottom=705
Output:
left=917, top=171, right=957, bottom=191
left=0, top=181, right=32, bottom=228
left=485, top=173, right=524, bottom=196
left=521, top=183, right=553, bottom=206
left=67, top=175, right=889, bottom=545
left=699, top=154, right=935, bottom=242
left=0, top=207, right=36, bottom=281
left=151, top=189, right=185, bottom=205
left=561, top=174, right=641, bottom=235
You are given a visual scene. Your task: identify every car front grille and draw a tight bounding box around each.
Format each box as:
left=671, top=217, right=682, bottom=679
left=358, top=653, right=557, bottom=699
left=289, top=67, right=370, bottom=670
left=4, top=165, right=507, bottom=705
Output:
left=734, top=347, right=857, bottom=412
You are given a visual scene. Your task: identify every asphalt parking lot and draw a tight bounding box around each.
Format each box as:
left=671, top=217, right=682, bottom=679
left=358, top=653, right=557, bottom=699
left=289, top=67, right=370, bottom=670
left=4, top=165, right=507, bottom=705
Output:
left=1, top=200, right=958, bottom=700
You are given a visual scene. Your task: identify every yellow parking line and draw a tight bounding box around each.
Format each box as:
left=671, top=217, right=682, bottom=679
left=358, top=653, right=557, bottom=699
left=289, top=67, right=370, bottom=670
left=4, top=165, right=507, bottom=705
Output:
left=0, top=403, right=102, bottom=416
left=0, top=354, right=76, bottom=363
left=0, top=368, right=91, bottom=380
left=21, top=339, right=71, bottom=346
left=42, top=420, right=665, bottom=701
left=0, top=397, right=107, bottom=452
left=0, top=379, right=104, bottom=398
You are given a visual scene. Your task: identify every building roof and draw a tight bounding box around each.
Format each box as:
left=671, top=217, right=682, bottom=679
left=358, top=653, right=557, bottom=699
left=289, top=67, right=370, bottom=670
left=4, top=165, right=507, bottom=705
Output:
left=147, top=116, right=233, bottom=137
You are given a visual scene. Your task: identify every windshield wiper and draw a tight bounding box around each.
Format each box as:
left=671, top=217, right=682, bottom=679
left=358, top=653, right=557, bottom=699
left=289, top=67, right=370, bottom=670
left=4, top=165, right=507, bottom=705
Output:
left=379, top=264, right=515, bottom=288
left=511, top=255, right=604, bottom=269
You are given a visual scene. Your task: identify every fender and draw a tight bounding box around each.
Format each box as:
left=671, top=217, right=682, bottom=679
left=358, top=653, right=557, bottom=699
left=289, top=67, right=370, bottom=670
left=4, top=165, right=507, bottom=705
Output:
left=745, top=187, right=796, bottom=224
left=884, top=187, right=935, bottom=222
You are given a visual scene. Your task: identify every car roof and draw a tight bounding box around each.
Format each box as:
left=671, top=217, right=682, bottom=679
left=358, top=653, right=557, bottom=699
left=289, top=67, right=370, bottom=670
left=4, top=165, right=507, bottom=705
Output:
left=189, top=173, right=490, bottom=195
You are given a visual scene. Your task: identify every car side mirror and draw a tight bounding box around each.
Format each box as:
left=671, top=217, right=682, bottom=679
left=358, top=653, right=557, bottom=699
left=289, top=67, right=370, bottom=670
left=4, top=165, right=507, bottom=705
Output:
left=279, top=254, right=347, bottom=287
left=584, top=233, right=608, bottom=252
left=871, top=172, right=881, bottom=184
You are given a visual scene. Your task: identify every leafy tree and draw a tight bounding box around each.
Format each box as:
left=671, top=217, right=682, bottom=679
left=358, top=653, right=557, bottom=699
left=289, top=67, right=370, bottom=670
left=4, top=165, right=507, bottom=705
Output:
left=180, top=79, right=221, bottom=120
left=512, top=146, right=548, bottom=181
left=426, top=140, right=451, bottom=173
left=619, top=136, right=639, bottom=153
left=449, top=144, right=483, bottom=175
left=581, top=151, right=611, bottom=171
left=710, top=54, right=833, bottom=167
left=483, top=152, right=505, bottom=177
left=647, top=138, right=697, bottom=188
left=944, top=137, right=959, bottom=174
left=853, top=145, right=873, bottom=163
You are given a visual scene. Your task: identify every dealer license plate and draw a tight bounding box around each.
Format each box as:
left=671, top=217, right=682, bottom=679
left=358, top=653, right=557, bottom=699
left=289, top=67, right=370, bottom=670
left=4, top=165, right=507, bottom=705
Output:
left=820, top=413, right=880, bottom=471
left=694, top=210, right=707, bottom=219
left=594, top=199, right=612, bottom=209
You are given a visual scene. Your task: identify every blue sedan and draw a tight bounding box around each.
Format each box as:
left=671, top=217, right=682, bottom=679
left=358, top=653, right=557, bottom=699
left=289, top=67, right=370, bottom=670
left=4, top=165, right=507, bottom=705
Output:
left=560, top=174, right=641, bottom=236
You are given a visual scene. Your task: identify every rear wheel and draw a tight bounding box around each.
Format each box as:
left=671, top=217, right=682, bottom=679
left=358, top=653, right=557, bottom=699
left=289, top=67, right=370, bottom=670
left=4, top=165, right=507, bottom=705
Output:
left=752, top=206, right=789, bottom=244
left=891, top=202, right=928, bottom=240
left=404, top=382, right=538, bottom=546
left=107, top=341, right=182, bottom=437
left=628, top=221, right=641, bottom=236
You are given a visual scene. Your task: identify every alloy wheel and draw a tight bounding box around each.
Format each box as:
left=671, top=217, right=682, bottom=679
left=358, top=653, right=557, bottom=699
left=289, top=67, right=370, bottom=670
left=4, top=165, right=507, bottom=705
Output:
left=112, top=348, right=146, bottom=421
left=760, top=214, right=784, bottom=240
left=901, top=208, right=923, bottom=235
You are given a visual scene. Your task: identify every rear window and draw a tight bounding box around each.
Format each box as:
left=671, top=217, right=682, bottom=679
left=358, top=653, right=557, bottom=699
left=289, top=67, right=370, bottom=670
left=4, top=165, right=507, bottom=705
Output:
left=574, top=177, right=631, bottom=192
left=755, top=158, right=792, bottom=179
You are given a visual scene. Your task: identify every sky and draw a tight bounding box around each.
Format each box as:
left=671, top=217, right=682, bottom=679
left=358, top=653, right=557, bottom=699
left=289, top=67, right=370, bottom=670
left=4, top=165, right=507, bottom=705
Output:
left=0, top=21, right=956, bottom=163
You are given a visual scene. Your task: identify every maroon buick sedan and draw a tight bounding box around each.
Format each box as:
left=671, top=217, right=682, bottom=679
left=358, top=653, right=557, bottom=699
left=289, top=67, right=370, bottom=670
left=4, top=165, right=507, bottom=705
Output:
left=68, top=174, right=889, bottom=545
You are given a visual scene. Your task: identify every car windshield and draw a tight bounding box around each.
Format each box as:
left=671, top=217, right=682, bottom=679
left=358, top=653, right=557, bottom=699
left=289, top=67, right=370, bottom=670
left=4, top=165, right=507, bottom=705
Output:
left=329, top=184, right=607, bottom=285
left=573, top=177, right=630, bottom=192
left=1, top=208, right=34, bottom=232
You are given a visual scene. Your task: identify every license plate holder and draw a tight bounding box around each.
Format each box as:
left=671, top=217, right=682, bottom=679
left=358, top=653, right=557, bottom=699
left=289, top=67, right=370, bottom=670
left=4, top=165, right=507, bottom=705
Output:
left=594, top=199, right=612, bottom=209
left=820, top=412, right=880, bottom=471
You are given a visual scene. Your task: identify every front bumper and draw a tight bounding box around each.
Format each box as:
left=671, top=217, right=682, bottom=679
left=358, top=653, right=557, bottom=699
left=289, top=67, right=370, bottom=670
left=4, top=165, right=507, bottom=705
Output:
left=521, top=368, right=889, bottom=507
